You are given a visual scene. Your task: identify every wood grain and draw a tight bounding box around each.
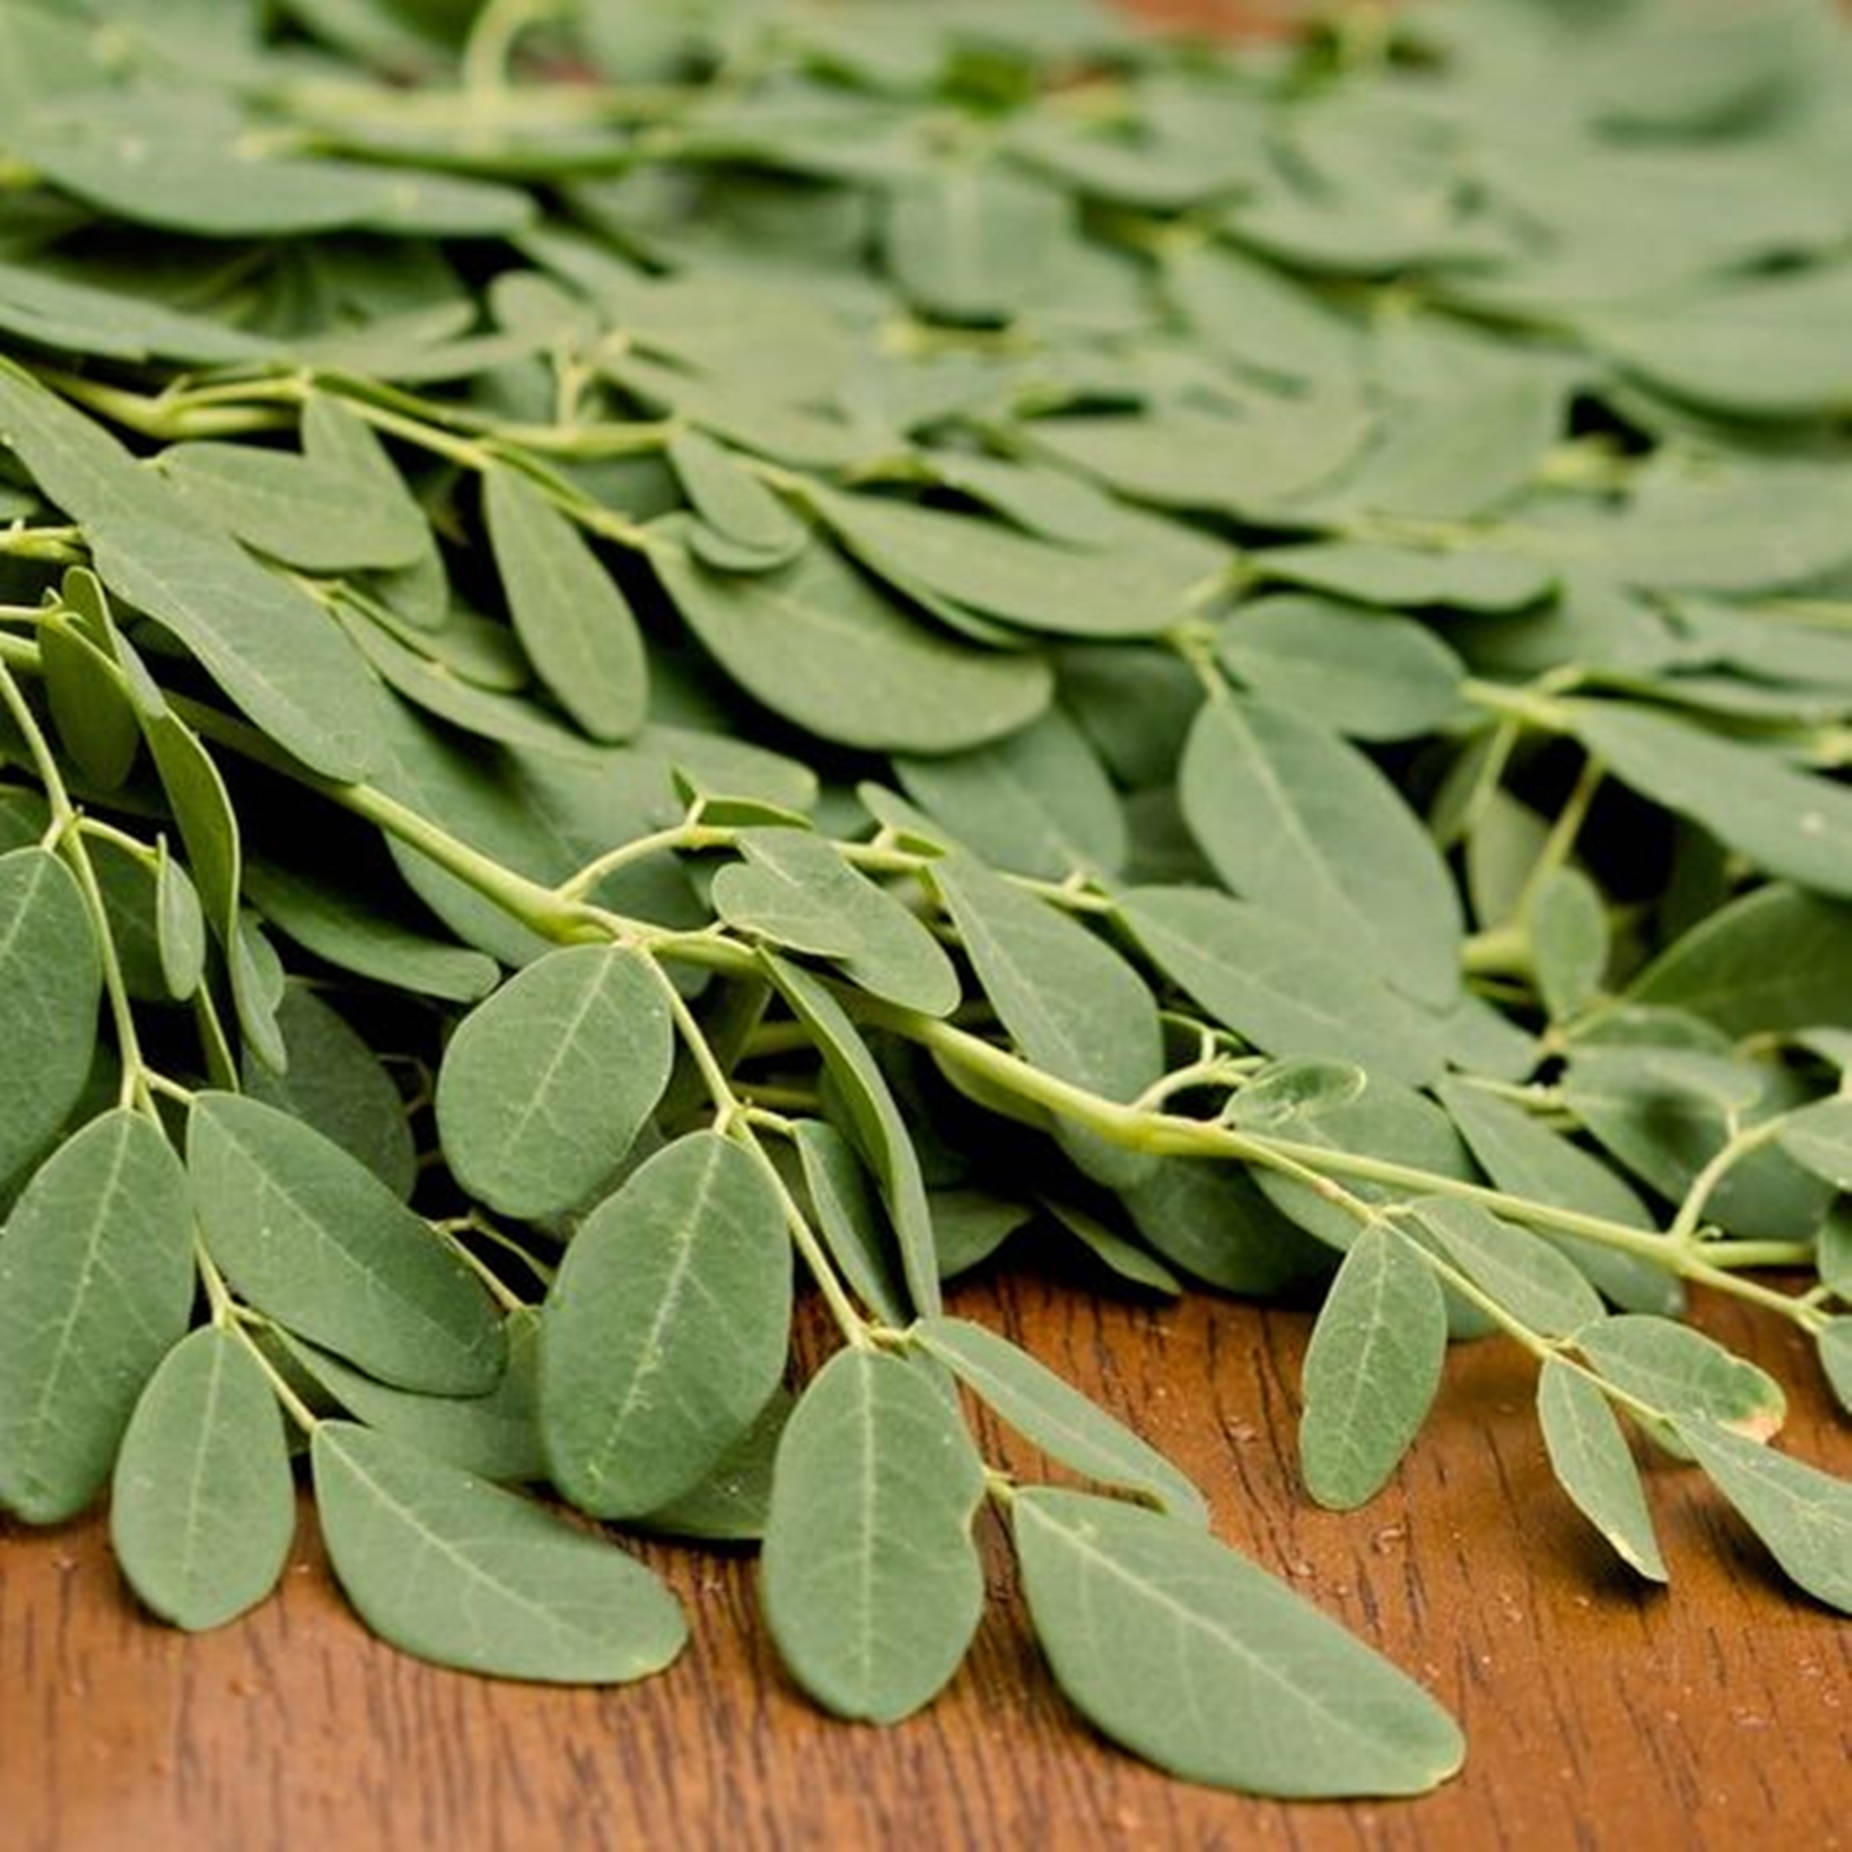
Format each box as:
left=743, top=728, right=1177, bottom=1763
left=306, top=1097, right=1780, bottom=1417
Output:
left=2, top=1248, right=1846, bottom=1852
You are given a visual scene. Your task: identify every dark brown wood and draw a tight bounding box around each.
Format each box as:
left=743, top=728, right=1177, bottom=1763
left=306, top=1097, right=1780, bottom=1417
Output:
left=2, top=1256, right=1846, bottom=1852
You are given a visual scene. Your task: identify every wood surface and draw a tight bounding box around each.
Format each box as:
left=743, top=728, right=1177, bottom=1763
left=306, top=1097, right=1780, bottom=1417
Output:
left=3, top=1246, right=1846, bottom=1852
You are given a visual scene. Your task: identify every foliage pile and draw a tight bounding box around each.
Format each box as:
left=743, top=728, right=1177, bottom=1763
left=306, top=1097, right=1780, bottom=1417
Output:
left=0, top=0, right=1849, bottom=1798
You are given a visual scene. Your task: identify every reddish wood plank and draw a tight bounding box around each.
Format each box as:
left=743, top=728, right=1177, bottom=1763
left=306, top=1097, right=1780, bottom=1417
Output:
left=2, top=1259, right=1846, bottom=1852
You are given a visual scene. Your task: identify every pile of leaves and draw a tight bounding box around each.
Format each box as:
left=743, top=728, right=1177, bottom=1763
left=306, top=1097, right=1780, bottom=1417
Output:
left=1, top=0, right=1849, bottom=1802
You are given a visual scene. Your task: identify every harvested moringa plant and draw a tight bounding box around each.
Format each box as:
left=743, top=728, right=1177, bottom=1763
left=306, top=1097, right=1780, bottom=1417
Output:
left=1, top=0, right=1850, bottom=1802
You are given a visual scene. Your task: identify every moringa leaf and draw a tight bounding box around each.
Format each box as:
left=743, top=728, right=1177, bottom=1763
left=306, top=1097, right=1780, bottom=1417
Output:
left=761, top=1347, right=986, bottom=1723
left=1012, top=1487, right=1465, bottom=1798
left=1298, top=1223, right=1447, bottom=1511
left=1179, top=696, right=1463, bottom=1007
left=189, top=1093, right=504, bottom=1395
left=539, top=1131, right=790, bottom=1519
left=1536, top=1358, right=1666, bottom=1583
left=0, top=1111, right=194, bottom=1524
left=313, top=1422, right=687, bottom=1681
left=917, top=1316, right=1206, bottom=1523
left=435, top=944, right=674, bottom=1219
left=110, top=1326, right=297, bottom=1630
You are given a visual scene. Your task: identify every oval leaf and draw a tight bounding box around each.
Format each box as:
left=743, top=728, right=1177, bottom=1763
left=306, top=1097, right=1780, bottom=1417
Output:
left=436, top=944, right=674, bottom=1220
left=540, top=1131, right=790, bottom=1519
left=1536, top=1358, right=1666, bottom=1582
left=110, top=1326, right=297, bottom=1630
left=312, top=1422, right=687, bottom=1681
left=761, top=1348, right=986, bottom=1723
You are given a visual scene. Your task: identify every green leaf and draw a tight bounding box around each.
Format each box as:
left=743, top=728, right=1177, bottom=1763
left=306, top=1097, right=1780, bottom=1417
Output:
left=539, top=1131, right=789, bottom=1519
left=811, top=486, right=1192, bottom=640
left=1570, top=701, right=1852, bottom=902
left=633, top=1389, right=790, bottom=1542
left=15, top=89, right=530, bottom=239
left=712, top=828, right=959, bottom=1016
left=1436, top=1081, right=1681, bottom=1316
left=189, top=1093, right=504, bottom=1395
left=1179, top=697, right=1462, bottom=1007
left=1674, top=1420, right=1852, bottom=1613
left=1818, top=1321, right=1852, bottom=1416
left=1775, top=1097, right=1852, bottom=1190
left=1041, top=1197, right=1182, bottom=1296
left=482, top=464, right=647, bottom=744
left=435, top=944, right=674, bottom=1220
left=154, top=839, right=206, bottom=1002
left=654, top=526, right=1052, bottom=752
left=0, top=256, right=276, bottom=367
left=283, top=1311, right=545, bottom=1485
left=1577, top=1316, right=1786, bottom=1443
left=1011, top=1487, right=1464, bottom=1797
left=0, top=1111, right=195, bottom=1524
left=1531, top=867, right=1608, bottom=1022
left=792, top=1120, right=909, bottom=1327
left=1535, top=1358, right=1666, bottom=1582
left=1626, top=884, right=1852, bottom=1036
left=110, top=1327, right=297, bottom=1630
left=764, top=954, right=941, bottom=1317
left=160, top=441, right=427, bottom=574
left=1298, top=1223, right=1447, bottom=1511
left=312, top=1422, right=687, bottom=1681
left=0, top=847, right=100, bottom=1189
left=243, top=859, right=499, bottom=1005
left=243, top=986, right=417, bottom=1199
left=933, top=852, right=1161, bottom=1189
left=1123, top=886, right=1444, bottom=1087
left=0, top=368, right=380, bottom=780
left=894, top=706, right=1125, bottom=881
left=761, top=1348, right=986, bottom=1723
left=884, top=164, right=1071, bottom=324
left=1257, top=541, right=1554, bottom=613
left=916, top=1316, right=1206, bottom=1523
left=1215, top=596, right=1465, bottom=742
left=40, top=619, right=139, bottom=789
left=1118, top=1157, right=1333, bottom=1296
left=665, top=427, right=805, bottom=564
left=1407, top=1195, right=1607, bottom=1340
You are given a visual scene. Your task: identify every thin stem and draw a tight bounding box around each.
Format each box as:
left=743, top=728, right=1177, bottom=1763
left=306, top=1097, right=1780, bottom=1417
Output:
left=230, top=1320, right=321, bottom=1434
left=1667, top=1118, right=1786, bottom=1246
left=1513, top=751, right=1605, bottom=923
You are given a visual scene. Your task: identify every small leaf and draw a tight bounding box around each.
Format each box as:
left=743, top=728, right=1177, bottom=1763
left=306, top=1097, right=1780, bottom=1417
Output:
left=916, top=1316, right=1206, bottom=1523
left=1124, top=886, right=1443, bottom=1088
left=0, top=1111, right=194, bottom=1523
left=1817, top=1321, right=1852, bottom=1416
left=154, top=840, right=206, bottom=1002
left=435, top=944, right=674, bottom=1220
left=312, top=1422, right=687, bottom=1681
left=40, top=618, right=138, bottom=788
left=110, top=1327, right=297, bottom=1630
left=633, top=1390, right=790, bottom=1542
left=0, top=847, right=100, bottom=1189
left=712, top=828, right=959, bottom=1016
left=1531, top=867, right=1608, bottom=1022
left=665, top=428, right=805, bottom=563
left=1776, top=1097, right=1852, bottom=1190
left=1576, top=1316, right=1786, bottom=1443
left=895, top=706, right=1126, bottom=881
left=483, top=464, right=646, bottom=743
left=1675, top=1419, right=1852, bottom=1613
left=934, top=852, right=1161, bottom=1189
left=885, top=164, right=1071, bottom=324
left=189, top=1094, right=504, bottom=1395
left=539, top=1132, right=790, bottom=1519
left=761, top=1348, right=986, bottom=1722
left=653, top=526, right=1052, bottom=754
left=765, top=954, right=941, bottom=1317
left=1179, top=697, right=1463, bottom=1007
left=1408, top=1195, right=1607, bottom=1339
left=792, top=1120, right=909, bottom=1328
left=1536, top=1358, right=1666, bottom=1582
left=1299, top=1223, right=1447, bottom=1511
left=282, top=1312, right=546, bottom=1486
left=1011, top=1488, right=1464, bottom=1798
left=243, top=986, right=417, bottom=1199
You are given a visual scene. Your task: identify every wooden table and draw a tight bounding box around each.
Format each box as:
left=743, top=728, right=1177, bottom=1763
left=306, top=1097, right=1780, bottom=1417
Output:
left=3, top=1251, right=1846, bottom=1852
